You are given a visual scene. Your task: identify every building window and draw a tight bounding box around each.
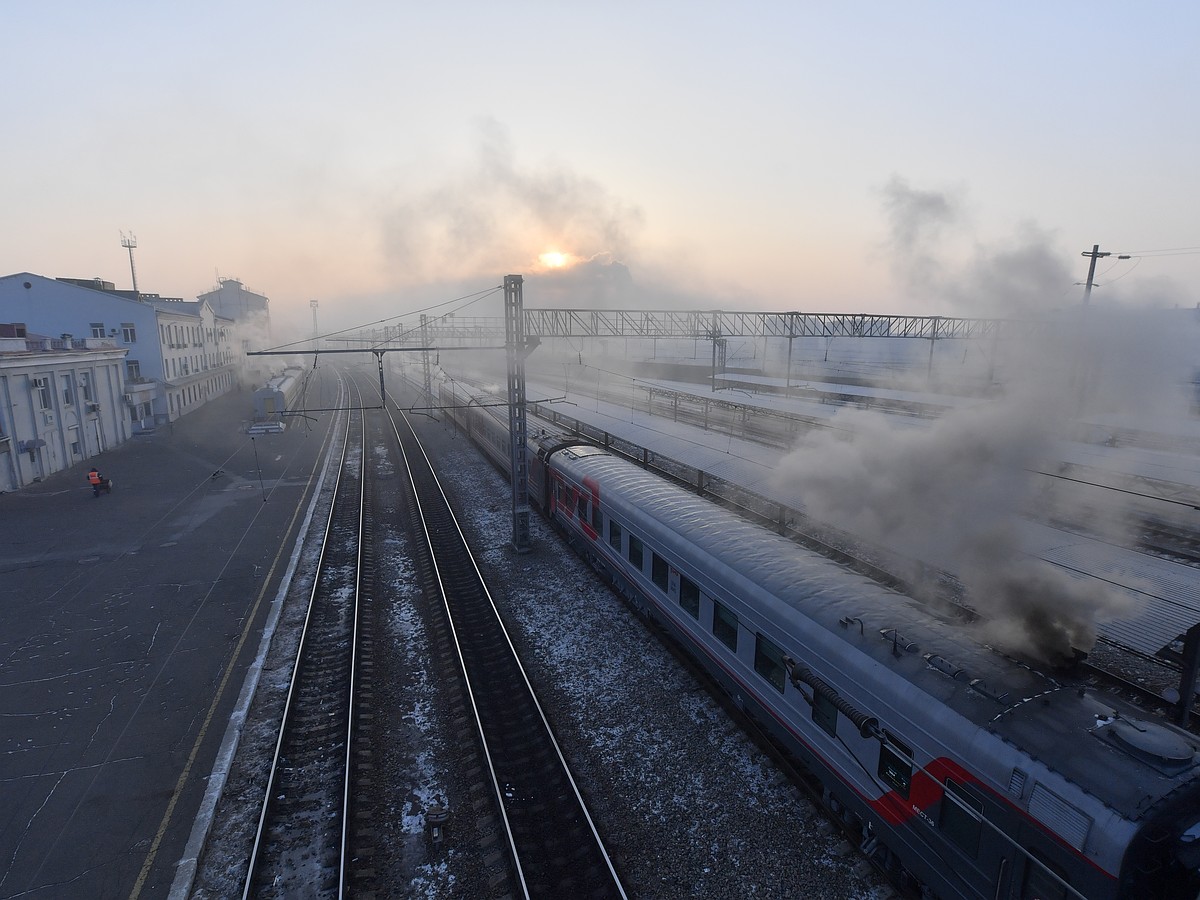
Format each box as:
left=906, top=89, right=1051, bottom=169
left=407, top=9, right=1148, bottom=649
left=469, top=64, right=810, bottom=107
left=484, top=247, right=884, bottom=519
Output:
left=940, top=780, right=984, bottom=857
left=127, top=360, right=141, bottom=380
left=121, top=323, right=136, bottom=343
left=60, top=374, right=73, bottom=406
left=33, top=376, right=52, bottom=409
left=878, top=735, right=914, bottom=798
left=608, top=519, right=622, bottom=553
left=712, top=600, right=737, bottom=649
left=628, top=534, right=644, bottom=571
left=651, top=552, right=669, bottom=592
left=79, top=372, right=92, bottom=402
left=754, top=633, right=786, bottom=693
left=90, top=322, right=106, bottom=338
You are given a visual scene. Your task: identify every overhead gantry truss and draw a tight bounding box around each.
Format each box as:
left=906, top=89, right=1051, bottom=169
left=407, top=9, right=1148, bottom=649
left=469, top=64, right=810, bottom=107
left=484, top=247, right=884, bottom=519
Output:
left=522, top=309, right=1003, bottom=341
left=361, top=310, right=1009, bottom=345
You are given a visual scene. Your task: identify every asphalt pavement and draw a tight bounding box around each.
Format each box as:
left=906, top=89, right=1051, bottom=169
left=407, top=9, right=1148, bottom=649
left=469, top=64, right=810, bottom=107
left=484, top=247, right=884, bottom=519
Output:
left=0, top=384, right=336, bottom=899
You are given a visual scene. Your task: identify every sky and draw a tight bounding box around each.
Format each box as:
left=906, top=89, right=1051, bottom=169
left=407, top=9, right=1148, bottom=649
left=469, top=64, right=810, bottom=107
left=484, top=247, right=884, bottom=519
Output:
left=4, top=2, right=1200, bottom=334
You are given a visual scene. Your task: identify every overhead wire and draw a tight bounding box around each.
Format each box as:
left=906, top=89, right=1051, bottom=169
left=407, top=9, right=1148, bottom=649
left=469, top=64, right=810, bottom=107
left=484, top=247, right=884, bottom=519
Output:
left=259, top=284, right=503, bottom=352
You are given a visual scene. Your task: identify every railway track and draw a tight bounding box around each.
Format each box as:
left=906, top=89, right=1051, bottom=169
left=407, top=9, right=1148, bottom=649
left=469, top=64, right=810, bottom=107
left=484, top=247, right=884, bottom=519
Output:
left=243, top=377, right=373, bottom=898
left=384, top=397, right=627, bottom=899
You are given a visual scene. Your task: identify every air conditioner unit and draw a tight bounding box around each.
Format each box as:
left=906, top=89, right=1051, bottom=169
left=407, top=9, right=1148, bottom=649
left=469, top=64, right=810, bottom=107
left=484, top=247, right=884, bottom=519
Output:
left=42, top=411, right=55, bottom=425
left=87, top=402, right=101, bottom=413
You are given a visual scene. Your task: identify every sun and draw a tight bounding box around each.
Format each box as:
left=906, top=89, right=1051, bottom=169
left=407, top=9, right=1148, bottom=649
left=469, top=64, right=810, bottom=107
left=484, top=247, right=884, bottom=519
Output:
left=538, top=250, right=571, bottom=269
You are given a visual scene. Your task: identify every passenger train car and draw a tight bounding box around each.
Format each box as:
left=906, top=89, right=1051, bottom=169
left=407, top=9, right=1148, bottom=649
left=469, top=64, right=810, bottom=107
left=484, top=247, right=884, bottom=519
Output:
left=252, top=366, right=307, bottom=423
left=435, top=376, right=1200, bottom=899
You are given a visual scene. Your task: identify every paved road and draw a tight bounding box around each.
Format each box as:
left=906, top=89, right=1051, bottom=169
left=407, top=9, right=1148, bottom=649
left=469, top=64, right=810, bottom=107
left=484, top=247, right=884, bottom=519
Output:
left=0, top=382, right=336, bottom=899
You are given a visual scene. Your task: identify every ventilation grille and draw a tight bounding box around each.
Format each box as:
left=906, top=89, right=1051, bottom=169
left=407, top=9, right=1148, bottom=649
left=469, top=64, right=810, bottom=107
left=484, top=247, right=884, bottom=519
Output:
left=1007, top=768, right=1027, bottom=797
left=1028, top=783, right=1092, bottom=851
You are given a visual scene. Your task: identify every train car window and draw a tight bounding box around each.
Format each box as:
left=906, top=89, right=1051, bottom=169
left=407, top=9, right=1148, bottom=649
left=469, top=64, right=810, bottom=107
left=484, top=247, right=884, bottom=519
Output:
left=712, top=600, right=736, bottom=648
left=1020, top=850, right=1069, bottom=900
left=609, top=520, right=622, bottom=553
left=591, top=502, right=602, bottom=533
left=754, top=634, right=786, bottom=693
left=577, top=493, right=588, bottom=521
left=812, top=690, right=838, bottom=737
left=878, top=735, right=913, bottom=798
left=651, top=553, right=669, bottom=592
left=629, top=535, right=644, bottom=571
left=939, top=779, right=983, bottom=857
left=679, top=575, right=701, bottom=618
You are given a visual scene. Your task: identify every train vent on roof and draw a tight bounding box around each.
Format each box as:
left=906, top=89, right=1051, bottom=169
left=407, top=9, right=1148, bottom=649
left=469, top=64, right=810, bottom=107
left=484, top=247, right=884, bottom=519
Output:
left=1097, top=716, right=1199, bottom=772
left=968, top=678, right=1009, bottom=704
left=879, top=628, right=919, bottom=655
left=1008, top=768, right=1027, bottom=797
left=924, top=654, right=965, bottom=679
left=1028, top=783, right=1092, bottom=851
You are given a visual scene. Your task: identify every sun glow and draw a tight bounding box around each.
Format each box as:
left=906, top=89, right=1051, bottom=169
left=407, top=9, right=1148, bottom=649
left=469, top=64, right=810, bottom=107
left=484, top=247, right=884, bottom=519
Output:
left=538, top=250, right=571, bottom=269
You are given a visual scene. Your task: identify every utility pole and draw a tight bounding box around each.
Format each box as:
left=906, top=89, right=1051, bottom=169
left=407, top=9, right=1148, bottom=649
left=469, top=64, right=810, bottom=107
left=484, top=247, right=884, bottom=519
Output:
left=309, top=299, right=319, bottom=369
left=1080, top=244, right=1130, bottom=305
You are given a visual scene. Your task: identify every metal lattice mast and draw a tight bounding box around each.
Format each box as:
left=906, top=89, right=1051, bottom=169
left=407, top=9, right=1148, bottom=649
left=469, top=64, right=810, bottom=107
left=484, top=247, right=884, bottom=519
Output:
left=120, top=231, right=139, bottom=296
left=420, top=314, right=432, bottom=404
left=505, top=275, right=531, bottom=553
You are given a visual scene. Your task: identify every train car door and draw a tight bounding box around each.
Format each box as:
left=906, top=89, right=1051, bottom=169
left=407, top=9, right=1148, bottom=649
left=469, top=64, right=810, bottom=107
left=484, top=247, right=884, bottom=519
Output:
left=1012, top=844, right=1072, bottom=900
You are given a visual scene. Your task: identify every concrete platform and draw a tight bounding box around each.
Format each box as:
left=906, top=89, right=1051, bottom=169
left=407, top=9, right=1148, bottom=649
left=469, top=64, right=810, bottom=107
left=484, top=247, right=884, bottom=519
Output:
left=0, top=385, right=336, bottom=899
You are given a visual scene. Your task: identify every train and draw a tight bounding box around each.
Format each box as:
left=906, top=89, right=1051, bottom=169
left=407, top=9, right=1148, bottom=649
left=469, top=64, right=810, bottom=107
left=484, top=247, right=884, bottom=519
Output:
left=251, top=366, right=308, bottom=423
left=434, top=375, right=1200, bottom=899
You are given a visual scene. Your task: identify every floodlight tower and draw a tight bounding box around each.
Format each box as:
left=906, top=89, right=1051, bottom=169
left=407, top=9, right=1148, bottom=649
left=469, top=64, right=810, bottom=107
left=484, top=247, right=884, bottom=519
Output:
left=120, top=231, right=139, bottom=295
left=310, top=299, right=319, bottom=339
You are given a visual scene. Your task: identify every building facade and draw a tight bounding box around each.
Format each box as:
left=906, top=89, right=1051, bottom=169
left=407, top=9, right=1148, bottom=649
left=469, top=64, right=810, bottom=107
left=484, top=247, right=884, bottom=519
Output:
left=0, top=324, right=129, bottom=492
left=0, top=272, right=238, bottom=436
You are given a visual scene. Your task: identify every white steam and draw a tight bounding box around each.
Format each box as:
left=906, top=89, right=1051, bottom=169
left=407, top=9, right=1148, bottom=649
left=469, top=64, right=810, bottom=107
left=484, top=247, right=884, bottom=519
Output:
left=772, top=179, right=1197, bottom=663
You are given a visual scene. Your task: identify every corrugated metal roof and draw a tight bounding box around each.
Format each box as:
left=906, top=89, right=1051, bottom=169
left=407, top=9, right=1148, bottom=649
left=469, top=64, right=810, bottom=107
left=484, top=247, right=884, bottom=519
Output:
left=1023, top=523, right=1200, bottom=656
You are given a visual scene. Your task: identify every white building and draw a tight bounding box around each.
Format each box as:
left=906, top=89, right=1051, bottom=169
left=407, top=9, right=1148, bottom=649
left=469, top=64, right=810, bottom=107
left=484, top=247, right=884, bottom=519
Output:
left=0, top=273, right=238, bottom=433
left=0, top=323, right=129, bottom=491
left=143, top=297, right=237, bottom=425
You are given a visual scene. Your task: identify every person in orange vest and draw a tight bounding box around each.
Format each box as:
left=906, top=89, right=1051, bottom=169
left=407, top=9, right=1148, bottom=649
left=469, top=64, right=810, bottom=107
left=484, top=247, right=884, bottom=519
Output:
left=88, top=467, right=111, bottom=496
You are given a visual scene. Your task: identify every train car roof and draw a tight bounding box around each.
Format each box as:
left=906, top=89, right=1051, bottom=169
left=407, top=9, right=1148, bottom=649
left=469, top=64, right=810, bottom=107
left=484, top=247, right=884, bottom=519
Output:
left=553, top=447, right=1200, bottom=820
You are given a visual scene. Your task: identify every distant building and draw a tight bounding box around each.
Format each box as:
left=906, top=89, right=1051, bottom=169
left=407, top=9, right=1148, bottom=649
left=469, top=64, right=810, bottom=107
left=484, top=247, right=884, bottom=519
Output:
left=197, top=279, right=273, bottom=379
left=198, top=277, right=270, bottom=331
left=0, top=322, right=129, bottom=491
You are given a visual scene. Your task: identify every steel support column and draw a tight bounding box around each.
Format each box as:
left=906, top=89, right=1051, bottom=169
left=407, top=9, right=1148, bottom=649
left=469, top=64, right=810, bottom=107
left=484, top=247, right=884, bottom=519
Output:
left=420, top=314, right=432, bottom=403
left=505, top=275, right=532, bottom=553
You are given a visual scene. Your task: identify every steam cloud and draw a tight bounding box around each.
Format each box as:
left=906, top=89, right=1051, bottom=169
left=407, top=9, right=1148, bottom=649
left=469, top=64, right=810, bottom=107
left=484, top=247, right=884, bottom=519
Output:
left=772, top=177, right=1196, bottom=664
left=773, top=387, right=1137, bottom=664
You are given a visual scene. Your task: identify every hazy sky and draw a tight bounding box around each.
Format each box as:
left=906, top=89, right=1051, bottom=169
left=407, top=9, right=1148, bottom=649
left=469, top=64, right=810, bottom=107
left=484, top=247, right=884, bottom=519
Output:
left=5, top=2, right=1199, bottom=332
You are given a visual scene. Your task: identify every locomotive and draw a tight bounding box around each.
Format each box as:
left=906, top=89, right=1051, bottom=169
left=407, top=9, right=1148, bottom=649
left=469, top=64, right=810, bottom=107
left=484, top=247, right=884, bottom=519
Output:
left=435, top=377, right=1200, bottom=899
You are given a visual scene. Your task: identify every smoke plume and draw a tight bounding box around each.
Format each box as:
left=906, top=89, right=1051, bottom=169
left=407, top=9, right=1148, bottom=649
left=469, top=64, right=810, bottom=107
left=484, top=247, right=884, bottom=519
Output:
left=771, top=180, right=1199, bottom=663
